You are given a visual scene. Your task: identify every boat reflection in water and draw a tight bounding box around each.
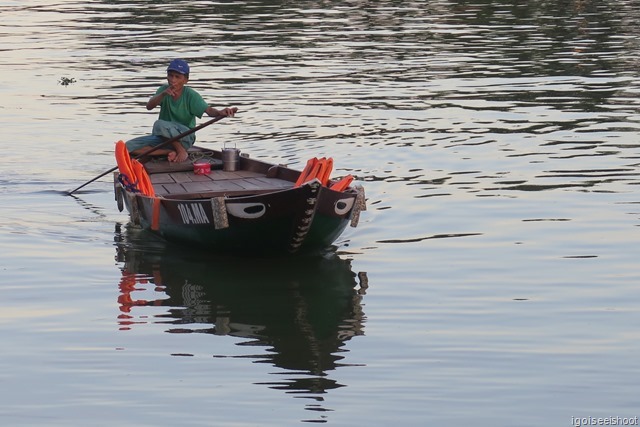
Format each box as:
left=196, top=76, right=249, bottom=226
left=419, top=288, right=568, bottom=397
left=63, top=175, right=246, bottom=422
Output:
left=113, top=224, right=368, bottom=416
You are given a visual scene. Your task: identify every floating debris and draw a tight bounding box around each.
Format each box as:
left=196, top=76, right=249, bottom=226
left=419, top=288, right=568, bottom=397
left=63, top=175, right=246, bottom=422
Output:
left=59, top=77, right=76, bottom=86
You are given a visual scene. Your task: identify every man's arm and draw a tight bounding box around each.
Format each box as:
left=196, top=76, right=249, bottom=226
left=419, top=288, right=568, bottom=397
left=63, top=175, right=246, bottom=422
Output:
left=205, top=106, right=237, bottom=117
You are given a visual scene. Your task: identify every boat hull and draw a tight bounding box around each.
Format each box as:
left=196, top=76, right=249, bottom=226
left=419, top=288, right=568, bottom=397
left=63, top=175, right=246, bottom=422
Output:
left=116, top=164, right=364, bottom=256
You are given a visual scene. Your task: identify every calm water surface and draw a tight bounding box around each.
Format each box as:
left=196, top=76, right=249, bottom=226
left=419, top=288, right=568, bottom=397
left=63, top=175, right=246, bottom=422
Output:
left=1, top=1, right=640, bottom=426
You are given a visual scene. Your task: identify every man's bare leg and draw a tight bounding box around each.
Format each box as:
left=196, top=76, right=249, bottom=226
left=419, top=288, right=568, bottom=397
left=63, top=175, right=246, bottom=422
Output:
left=130, top=141, right=188, bottom=163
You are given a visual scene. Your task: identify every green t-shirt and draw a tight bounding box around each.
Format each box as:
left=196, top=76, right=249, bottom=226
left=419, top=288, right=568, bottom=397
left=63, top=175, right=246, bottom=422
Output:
left=156, top=85, right=209, bottom=128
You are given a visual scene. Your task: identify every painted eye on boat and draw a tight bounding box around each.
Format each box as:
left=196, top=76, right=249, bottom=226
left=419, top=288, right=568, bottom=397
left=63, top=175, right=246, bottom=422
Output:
left=226, top=203, right=266, bottom=219
left=244, top=205, right=264, bottom=214
left=334, top=198, right=354, bottom=215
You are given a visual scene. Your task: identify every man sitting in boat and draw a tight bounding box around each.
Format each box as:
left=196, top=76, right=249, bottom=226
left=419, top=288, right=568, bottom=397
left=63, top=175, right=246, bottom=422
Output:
left=126, top=58, right=237, bottom=163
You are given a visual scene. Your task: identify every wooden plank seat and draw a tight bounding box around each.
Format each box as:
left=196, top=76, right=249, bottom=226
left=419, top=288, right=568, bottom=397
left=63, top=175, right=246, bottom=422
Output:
left=149, top=169, right=294, bottom=199
left=140, top=149, right=297, bottom=199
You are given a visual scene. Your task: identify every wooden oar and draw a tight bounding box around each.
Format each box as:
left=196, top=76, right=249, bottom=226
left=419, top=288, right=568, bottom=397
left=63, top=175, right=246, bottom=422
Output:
left=66, top=115, right=227, bottom=195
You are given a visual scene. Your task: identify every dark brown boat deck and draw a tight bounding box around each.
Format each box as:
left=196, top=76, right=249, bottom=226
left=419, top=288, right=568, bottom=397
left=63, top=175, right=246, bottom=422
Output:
left=148, top=166, right=294, bottom=199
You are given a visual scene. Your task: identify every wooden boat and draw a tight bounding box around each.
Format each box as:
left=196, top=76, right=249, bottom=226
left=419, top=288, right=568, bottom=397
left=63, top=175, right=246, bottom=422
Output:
left=113, top=144, right=366, bottom=256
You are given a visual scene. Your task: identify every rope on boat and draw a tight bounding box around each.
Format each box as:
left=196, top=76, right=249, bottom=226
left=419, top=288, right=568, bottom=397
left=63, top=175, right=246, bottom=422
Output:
left=189, top=151, right=217, bottom=162
left=118, top=173, right=141, bottom=194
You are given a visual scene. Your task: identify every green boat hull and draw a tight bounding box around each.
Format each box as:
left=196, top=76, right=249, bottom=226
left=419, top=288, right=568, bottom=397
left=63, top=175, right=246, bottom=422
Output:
left=117, top=174, right=365, bottom=256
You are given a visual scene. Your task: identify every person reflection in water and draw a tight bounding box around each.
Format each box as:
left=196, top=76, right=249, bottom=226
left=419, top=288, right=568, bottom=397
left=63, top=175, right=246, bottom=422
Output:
left=125, top=58, right=237, bottom=163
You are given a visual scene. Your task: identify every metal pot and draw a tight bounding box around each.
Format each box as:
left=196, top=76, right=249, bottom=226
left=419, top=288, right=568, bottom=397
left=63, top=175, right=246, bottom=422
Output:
left=222, top=144, right=240, bottom=171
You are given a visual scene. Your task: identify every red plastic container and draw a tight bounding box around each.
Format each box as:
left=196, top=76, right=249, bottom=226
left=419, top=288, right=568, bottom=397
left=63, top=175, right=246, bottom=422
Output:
left=193, top=162, right=211, bottom=175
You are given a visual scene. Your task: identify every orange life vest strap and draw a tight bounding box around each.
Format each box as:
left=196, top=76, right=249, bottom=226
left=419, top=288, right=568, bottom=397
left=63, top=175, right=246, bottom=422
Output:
left=296, top=156, right=352, bottom=190
left=151, top=197, right=161, bottom=230
left=131, top=159, right=155, bottom=197
left=318, top=157, right=333, bottom=186
left=115, top=140, right=155, bottom=197
left=115, top=140, right=135, bottom=184
left=294, top=157, right=319, bottom=187
left=330, top=174, right=354, bottom=192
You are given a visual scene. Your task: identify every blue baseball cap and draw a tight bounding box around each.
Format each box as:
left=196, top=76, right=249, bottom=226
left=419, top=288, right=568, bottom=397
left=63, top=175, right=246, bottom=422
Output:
left=167, top=59, right=190, bottom=75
